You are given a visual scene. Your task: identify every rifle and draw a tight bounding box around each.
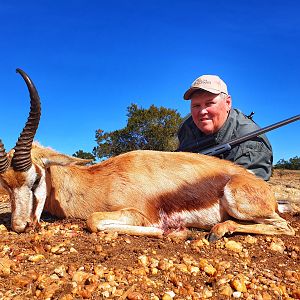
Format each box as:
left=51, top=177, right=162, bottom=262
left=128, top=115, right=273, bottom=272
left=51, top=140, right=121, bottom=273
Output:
left=177, top=114, right=300, bottom=156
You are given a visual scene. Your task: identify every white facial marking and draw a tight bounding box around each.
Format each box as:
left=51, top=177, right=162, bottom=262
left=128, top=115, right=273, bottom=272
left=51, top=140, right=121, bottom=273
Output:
left=12, top=185, right=33, bottom=231
left=11, top=165, right=42, bottom=232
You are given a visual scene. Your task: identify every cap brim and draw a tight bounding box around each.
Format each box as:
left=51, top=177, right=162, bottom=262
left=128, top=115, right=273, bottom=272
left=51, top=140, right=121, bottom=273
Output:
left=183, top=87, right=220, bottom=100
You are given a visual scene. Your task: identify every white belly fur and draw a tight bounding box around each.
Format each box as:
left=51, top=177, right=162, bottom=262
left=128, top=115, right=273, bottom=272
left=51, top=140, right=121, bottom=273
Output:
left=156, top=203, right=223, bottom=231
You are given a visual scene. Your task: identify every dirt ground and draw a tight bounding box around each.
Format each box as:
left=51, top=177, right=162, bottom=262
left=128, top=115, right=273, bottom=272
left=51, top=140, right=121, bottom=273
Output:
left=0, top=169, right=299, bottom=300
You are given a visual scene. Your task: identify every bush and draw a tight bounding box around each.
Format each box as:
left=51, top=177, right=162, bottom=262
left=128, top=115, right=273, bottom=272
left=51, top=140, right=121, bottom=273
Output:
left=274, top=156, right=300, bottom=170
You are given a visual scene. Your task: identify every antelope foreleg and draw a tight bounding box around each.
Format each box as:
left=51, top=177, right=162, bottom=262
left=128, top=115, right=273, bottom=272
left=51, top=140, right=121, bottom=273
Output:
left=86, top=209, right=163, bottom=238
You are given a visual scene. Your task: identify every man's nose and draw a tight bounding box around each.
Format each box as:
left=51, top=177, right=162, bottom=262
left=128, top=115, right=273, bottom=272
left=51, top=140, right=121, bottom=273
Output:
left=199, top=107, right=208, bottom=115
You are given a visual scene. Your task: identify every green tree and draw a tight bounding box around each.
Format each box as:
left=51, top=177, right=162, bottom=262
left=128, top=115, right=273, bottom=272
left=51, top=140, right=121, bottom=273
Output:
left=73, top=150, right=96, bottom=163
left=274, top=156, right=300, bottom=170
left=93, top=103, right=183, bottom=160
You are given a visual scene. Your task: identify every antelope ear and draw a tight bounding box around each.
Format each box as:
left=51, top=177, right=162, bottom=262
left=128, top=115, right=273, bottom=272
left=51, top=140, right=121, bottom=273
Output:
left=41, top=153, right=92, bottom=167
left=7, top=149, right=14, bottom=160
left=69, top=157, right=93, bottom=166
left=5, top=149, right=14, bottom=166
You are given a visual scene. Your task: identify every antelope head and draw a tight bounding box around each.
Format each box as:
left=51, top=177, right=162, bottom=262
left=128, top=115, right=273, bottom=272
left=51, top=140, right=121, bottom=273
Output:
left=0, top=69, right=42, bottom=232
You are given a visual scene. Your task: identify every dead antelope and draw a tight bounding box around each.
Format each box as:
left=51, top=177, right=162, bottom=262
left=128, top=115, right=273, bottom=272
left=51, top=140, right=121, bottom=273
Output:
left=0, top=69, right=295, bottom=241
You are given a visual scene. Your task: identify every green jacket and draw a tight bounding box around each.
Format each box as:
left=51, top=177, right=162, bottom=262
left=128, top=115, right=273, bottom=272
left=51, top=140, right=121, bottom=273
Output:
left=177, top=109, right=273, bottom=180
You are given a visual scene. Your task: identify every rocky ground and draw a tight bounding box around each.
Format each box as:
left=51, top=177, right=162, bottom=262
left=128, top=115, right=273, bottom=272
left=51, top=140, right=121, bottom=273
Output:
left=0, top=169, right=299, bottom=300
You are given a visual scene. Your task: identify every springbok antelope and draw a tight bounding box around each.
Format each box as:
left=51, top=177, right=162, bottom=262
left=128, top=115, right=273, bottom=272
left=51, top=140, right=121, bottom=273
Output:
left=0, top=69, right=295, bottom=241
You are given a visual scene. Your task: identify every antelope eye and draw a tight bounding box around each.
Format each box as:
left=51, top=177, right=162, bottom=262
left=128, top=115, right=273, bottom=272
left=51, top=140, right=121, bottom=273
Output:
left=32, top=176, right=41, bottom=191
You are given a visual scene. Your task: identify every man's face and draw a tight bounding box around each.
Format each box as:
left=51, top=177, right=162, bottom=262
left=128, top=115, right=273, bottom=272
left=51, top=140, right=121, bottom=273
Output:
left=190, top=91, right=231, bottom=135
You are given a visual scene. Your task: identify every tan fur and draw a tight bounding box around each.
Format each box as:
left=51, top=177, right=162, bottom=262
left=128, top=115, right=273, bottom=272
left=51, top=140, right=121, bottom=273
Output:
left=1, top=169, right=27, bottom=190
left=0, top=143, right=295, bottom=240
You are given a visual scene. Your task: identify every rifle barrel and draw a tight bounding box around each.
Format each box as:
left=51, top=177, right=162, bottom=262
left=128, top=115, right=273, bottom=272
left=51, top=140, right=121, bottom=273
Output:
left=177, top=114, right=300, bottom=154
left=228, top=114, right=300, bottom=147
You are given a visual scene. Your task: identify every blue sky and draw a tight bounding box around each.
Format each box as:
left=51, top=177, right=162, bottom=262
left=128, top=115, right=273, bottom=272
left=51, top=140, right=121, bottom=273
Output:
left=0, top=0, right=299, bottom=164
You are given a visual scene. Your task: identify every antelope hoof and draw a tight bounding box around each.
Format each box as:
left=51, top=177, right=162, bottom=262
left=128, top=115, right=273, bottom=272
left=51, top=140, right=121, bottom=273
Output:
left=206, top=232, right=221, bottom=242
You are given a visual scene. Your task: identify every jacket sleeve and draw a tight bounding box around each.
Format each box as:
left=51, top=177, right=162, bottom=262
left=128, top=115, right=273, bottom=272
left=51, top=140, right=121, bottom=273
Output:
left=229, top=138, right=273, bottom=180
left=177, top=116, right=195, bottom=149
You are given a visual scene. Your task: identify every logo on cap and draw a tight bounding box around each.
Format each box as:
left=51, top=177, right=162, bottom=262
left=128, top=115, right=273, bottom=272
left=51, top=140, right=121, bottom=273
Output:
left=193, top=78, right=211, bottom=86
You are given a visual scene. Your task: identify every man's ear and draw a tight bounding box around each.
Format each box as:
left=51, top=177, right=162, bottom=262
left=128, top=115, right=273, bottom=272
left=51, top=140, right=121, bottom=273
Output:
left=226, top=95, right=232, bottom=109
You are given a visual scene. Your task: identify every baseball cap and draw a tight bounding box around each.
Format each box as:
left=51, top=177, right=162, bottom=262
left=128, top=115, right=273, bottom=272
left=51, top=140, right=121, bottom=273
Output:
left=183, top=75, right=228, bottom=100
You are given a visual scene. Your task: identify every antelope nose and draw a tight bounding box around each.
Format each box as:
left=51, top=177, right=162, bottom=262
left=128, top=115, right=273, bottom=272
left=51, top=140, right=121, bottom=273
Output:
left=11, top=220, right=28, bottom=233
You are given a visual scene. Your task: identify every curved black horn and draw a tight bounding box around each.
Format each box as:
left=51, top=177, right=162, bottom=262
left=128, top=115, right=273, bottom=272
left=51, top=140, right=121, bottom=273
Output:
left=11, top=69, right=41, bottom=172
left=0, top=139, right=9, bottom=173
